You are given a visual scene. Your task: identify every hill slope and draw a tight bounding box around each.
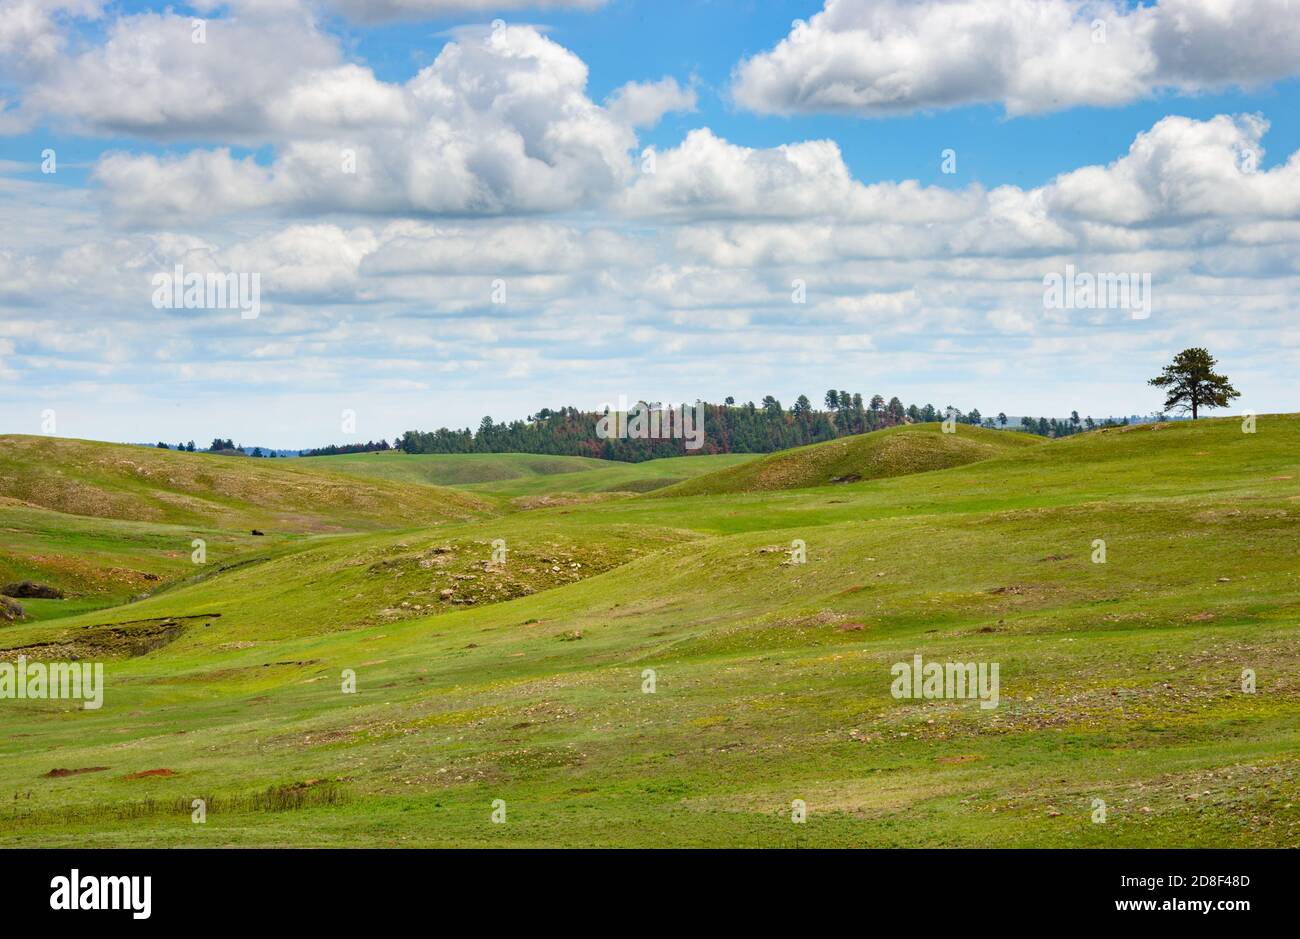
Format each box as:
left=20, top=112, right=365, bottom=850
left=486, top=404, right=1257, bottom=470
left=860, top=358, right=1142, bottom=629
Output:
left=4, top=416, right=1300, bottom=848
left=0, top=436, right=492, bottom=532
left=296, top=450, right=760, bottom=497
left=295, top=451, right=607, bottom=488
left=652, top=423, right=1041, bottom=497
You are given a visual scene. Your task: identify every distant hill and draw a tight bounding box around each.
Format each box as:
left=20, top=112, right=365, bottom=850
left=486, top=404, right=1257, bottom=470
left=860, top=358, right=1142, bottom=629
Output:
left=0, top=435, right=493, bottom=532
left=294, top=450, right=759, bottom=497
left=651, top=423, right=1042, bottom=497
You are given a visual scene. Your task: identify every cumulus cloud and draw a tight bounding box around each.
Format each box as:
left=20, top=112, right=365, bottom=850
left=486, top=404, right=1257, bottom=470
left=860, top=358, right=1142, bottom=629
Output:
left=605, top=77, right=696, bottom=128
left=5, top=4, right=1300, bottom=435
left=1045, top=114, right=1300, bottom=224
left=359, top=222, right=639, bottom=275
left=732, top=0, right=1300, bottom=117
left=89, top=24, right=638, bottom=219
left=0, top=0, right=102, bottom=78
left=622, top=128, right=978, bottom=221
left=20, top=7, right=403, bottom=141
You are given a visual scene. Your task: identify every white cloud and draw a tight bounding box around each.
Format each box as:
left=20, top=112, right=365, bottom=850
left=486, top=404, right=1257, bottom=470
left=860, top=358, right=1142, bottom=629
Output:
left=605, top=76, right=696, bottom=128
left=0, top=0, right=102, bottom=78
left=1045, top=114, right=1300, bottom=225
left=90, top=24, right=638, bottom=220
left=622, top=128, right=977, bottom=221
left=732, top=0, right=1300, bottom=117
left=4, top=4, right=1300, bottom=435
left=22, top=8, right=404, bottom=141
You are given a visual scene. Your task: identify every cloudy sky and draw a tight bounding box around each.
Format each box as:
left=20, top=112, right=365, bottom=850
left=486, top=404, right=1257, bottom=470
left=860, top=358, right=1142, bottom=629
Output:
left=2, top=0, right=1299, bottom=447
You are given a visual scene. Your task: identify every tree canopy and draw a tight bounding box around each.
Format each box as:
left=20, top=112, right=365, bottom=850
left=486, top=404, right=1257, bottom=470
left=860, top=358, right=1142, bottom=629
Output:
left=1148, top=348, right=1240, bottom=419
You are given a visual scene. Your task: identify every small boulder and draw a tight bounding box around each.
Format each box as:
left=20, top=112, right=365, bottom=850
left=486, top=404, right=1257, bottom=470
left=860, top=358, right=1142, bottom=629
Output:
left=2, top=581, right=64, bottom=599
left=0, top=596, right=24, bottom=622
left=251, top=529, right=265, bottom=536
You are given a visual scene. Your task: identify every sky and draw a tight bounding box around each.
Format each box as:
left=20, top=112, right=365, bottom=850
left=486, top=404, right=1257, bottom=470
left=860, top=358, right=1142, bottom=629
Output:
left=1, top=0, right=1299, bottom=447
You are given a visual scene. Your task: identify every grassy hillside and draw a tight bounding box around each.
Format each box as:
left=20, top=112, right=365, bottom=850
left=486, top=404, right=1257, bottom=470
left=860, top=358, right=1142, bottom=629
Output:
left=298, top=450, right=759, bottom=498
left=3, top=416, right=1299, bottom=847
left=0, top=435, right=492, bottom=532
left=0, top=503, right=273, bottom=622
left=654, top=423, right=1041, bottom=497
left=295, top=451, right=607, bottom=488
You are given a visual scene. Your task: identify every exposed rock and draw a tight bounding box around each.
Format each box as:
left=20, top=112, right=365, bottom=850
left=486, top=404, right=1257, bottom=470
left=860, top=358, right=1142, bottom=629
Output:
left=2, top=581, right=64, bottom=599
left=0, top=596, right=24, bottom=622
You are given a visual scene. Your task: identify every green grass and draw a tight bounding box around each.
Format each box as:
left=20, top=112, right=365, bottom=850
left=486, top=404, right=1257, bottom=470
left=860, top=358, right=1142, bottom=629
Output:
left=3, top=417, right=1300, bottom=846
left=296, top=451, right=609, bottom=487
left=0, top=435, right=492, bottom=531
left=298, top=450, right=759, bottom=500
left=654, top=423, right=1041, bottom=497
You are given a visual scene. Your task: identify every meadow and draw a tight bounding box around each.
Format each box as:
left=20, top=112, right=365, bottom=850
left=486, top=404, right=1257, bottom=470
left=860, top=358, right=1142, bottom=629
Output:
left=1, top=418, right=1298, bottom=847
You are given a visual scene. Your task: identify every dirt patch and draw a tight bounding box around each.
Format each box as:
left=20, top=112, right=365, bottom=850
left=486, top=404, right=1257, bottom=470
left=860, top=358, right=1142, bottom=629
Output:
left=361, top=536, right=662, bottom=620
left=42, top=767, right=109, bottom=778
left=2, top=581, right=64, bottom=599
left=0, top=614, right=217, bottom=661
left=123, top=768, right=177, bottom=780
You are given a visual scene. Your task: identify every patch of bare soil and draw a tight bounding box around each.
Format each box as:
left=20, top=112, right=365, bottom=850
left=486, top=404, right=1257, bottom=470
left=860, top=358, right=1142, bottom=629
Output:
left=123, top=768, right=177, bottom=780
left=360, top=537, right=654, bottom=622
left=0, top=614, right=218, bottom=661
left=42, top=767, right=109, bottom=778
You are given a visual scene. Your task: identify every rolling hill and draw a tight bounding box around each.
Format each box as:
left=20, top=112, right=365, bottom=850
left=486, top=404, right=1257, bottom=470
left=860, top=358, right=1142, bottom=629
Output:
left=652, top=422, right=1042, bottom=497
left=3, top=416, right=1299, bottom=848
left=0, top=435, right=492, bottom=532
left=297, top=449, right=759, bottom=498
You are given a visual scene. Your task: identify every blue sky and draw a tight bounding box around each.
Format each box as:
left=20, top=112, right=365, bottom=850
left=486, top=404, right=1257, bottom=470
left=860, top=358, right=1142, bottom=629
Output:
left=2, top=0, right=1299, bottom=446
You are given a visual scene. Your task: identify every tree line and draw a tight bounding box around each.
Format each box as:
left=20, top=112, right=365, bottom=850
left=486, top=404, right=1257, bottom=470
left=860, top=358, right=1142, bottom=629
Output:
left=153, top=439, right=282, bottom=457
left=148, top=350, right=1239, bottom=464
left=300, top=440, right=393, bottom=457
left=388, top=393, right=1111, bottom=463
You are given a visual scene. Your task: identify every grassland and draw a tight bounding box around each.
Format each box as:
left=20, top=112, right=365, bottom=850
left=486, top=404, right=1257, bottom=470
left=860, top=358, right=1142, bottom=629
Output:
left=653, top=423, right=1040, bottom=496
left=298, top=449, right=758, bottom=501
left=2, top=418, right=1299, bottom=847
left=0, top=435, right=491, bottom=530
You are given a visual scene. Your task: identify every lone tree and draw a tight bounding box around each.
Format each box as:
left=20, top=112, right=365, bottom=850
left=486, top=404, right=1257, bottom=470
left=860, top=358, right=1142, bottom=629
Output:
left=1148, top=348, right=1240, bottom=419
